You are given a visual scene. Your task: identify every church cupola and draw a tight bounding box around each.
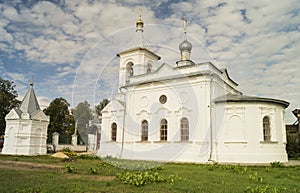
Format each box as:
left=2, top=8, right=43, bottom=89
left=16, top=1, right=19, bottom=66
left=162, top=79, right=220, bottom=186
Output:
left=134, top=8, right=147, bottom=48
left=117, top=10, right=161, bottom=91
left=136, top=12, right=144, bottom=32
left=176, top=16, right=194, bottom=67
left=179, top=39, right=192, bottom=60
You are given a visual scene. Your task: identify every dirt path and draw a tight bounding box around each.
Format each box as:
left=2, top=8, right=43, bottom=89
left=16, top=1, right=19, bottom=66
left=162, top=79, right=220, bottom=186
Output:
left=0, top=160, right=62, bottom=171
left=0, top=160, right=116, bottom=181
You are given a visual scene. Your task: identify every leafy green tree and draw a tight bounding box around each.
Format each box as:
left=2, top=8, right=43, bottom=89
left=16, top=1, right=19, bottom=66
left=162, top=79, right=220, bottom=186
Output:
left=0, top=77, right=21, bottom=135
left=43, top=97, right=75, bottom=143
left=72, top=101, right=93, bottom=144
left=95, top=98, right=110, bottom=116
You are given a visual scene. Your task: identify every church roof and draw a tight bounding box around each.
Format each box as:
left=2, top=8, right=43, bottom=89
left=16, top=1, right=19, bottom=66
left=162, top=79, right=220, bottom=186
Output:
left=101, top=100, right=125, bottom=113
left=20, top=82, right=41, bottom=115
left=117, top=47, right=161, bottom=60
left=214, top=94, right=289, bottom=108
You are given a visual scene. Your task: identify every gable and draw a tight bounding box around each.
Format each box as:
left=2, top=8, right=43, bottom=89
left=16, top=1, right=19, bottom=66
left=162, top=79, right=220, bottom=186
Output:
left=31, top=110, right=50, bottom=122
left=5, top=108, right=21, bottom=120
left=101, top=100, right=124, bottom=113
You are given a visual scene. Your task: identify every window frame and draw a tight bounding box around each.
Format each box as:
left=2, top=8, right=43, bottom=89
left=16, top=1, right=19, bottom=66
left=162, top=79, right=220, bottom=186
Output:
left=263, top=116, right=271, bottom=142
left=141, top=120, right=148, bottom=141
left=160, top=119, right=168, bottom=141
left=111, top=122, right=117, bottom=142
left=180, top=117, right=189, bottom=141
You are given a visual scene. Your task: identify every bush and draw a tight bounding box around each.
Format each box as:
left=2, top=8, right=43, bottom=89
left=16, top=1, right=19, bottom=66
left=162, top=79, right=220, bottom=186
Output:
left=62, top=164, right=76, bottom=173
left=270, top=161, right=284, bottom=168
left=76, top=154, right=100, bottom=160
left=116, top=171, right=176, bottom=187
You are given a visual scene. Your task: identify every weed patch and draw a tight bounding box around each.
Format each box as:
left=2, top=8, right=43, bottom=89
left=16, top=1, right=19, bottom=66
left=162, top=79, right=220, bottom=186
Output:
left=270, top=161, right=284, bottom=168
left=116, top=171, right=177, bottom=186
left=245, top=185, right=287, bottom=193
left=62, top=164, right=76, bottom=173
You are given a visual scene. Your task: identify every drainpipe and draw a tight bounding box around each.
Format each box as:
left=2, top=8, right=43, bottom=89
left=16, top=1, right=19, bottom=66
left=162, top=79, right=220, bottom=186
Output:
left=208, top=74, right=214, bottom=162
left=119, top=86, right=127, bottom=157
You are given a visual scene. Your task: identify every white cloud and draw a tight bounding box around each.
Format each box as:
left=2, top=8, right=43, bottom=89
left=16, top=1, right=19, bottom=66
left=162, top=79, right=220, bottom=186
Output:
left=6, top=72, right=27, bottom=83
left=37, top=96, right=51, bottom=110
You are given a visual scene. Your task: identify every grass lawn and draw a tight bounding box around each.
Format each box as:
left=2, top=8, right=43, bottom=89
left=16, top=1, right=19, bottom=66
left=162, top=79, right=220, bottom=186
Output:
left=0, top=154, right=300, bottom=193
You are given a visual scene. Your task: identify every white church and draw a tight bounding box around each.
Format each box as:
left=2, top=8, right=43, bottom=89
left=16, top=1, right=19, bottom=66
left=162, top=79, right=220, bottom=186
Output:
left=2, top=82, right=49, bottom=155
left=99, top=15, right=289, bottom=163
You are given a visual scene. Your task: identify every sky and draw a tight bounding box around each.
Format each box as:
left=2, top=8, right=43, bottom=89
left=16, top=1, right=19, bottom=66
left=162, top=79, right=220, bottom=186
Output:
left=0, top=0, right=299, bottom=124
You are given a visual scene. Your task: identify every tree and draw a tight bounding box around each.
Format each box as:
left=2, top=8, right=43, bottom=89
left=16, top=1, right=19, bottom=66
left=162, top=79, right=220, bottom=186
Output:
left=72, top=101, right=93, bottom=144
left=43, top=97, right=75, bottom=143
left=0, top=77, right=21, bottom=135
left=95, top=98, right=110, bottom=116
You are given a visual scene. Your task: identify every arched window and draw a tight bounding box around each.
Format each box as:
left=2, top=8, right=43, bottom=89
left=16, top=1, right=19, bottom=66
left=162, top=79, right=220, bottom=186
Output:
left=141, top=120, right=148, bottom=141
left=263, top=116, right=271, bottom=141
left=111, top=123, right=117, bottom=141
left=126, top=62, right=134, bottom=77
left=160, top=119, right=168, bottom=141
left=181, top=118, right=189, bottom=141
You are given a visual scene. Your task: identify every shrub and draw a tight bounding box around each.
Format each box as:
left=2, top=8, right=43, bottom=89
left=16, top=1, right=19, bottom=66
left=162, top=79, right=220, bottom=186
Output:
left=270, top=161, right=284, bottom=168
left=89, top=167, right=98, bottom=174
left=76, top=154, right=100, bottom=160
left=62, top=164, right=76, bottom=173
left=116, top=171, right=175, bottom=187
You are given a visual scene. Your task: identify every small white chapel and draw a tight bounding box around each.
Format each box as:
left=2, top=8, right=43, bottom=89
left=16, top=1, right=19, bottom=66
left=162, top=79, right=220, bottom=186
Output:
left=99, top=15, right=289, bottom=163
left=2, top=82, right=49, bottom=155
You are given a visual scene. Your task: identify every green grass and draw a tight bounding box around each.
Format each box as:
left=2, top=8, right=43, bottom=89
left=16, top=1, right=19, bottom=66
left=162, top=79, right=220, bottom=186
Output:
left=0, top=155, right=300, bottom=193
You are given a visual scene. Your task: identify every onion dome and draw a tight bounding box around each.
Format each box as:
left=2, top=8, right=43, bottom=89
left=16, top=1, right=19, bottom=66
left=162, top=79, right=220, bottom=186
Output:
left=136, top=15, right=144, bottom=32
left=179, top=39, right=192, bottom=52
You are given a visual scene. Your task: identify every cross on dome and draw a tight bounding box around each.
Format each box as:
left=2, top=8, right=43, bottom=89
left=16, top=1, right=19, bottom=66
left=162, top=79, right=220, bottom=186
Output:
left=179, top=16, right=192, bottom=58
left=136, top=8, right=144, bottom=32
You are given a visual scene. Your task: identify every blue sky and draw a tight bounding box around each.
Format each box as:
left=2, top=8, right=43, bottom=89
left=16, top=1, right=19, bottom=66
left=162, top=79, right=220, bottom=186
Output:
left=0, top=0, right=300, bottom=123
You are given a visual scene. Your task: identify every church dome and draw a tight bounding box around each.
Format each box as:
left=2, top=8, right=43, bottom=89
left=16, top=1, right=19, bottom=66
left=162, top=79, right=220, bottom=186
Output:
left=179, top=39, right=192, bottom=52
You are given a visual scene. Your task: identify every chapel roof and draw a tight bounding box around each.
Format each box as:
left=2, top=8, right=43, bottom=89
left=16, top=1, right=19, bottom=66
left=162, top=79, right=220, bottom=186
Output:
left=19, top=81, right=41, bottom=115
left=214, top=94, right=289, bottom=108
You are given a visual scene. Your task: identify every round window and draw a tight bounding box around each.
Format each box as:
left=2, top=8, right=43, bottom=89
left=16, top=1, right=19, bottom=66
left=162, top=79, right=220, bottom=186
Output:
left=159, top=95, right=167, bottom=104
